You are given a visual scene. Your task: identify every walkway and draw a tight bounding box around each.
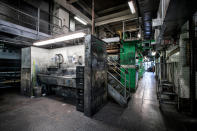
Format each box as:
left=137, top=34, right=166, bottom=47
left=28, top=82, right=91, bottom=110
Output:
left=0, top=72, right=196, bottom=131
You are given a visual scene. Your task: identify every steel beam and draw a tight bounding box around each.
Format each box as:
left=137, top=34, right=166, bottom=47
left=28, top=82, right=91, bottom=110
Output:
left=97, top=4, right=128, bottom=15
left=68, top=0, right=78, bottom=4
left=95, top=14, right=137, bottom=26
left=0, top=19, right=50, bottom=40
left=76, top=1, right=99, bottom=18
left=92, top=0, right=95, bottom=35
left=95, top=10, right=131, bottom=22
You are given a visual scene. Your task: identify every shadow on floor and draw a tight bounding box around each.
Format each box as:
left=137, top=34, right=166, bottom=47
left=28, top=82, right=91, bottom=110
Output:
left=92, top=72, right=197, bottom=131
left=0, top=72, right=197, bottom=131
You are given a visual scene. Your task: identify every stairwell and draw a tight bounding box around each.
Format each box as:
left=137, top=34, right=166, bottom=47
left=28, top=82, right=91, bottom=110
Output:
left=107, top=58, right=131, bottom=107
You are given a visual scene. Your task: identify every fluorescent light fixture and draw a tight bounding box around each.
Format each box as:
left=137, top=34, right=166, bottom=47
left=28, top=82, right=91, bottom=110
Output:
left=33, top=32, right=86, bottom=46
left=102, top=37, right=120, bottom=43
left=138, top=33, right=141, bottom=38
left=128, top=1, right=136, bottom=14
left=152, top=51, right=156, bottom=56
left=74, top=16, right=87, bottom=25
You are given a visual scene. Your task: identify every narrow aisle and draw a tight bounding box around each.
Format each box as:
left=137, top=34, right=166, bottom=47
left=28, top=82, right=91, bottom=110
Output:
left=119, top=72, right=167, bottom=131
left=121, top=72, right=196, bottom=131
left=94, top=72, right=195, bottom=131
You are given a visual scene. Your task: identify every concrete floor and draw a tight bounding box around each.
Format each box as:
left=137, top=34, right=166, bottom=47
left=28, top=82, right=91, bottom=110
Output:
left=0, top=72, right=197, bottom=131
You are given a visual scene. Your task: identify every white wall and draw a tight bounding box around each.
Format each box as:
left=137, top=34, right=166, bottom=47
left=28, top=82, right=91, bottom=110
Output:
left=30, top=45, right=85, bottom=73
left=21, top=45, right=85, bottom=95
left=50, top=45, right=85, bottom=68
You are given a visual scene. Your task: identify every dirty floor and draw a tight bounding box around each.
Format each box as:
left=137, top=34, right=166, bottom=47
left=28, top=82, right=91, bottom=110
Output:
left=0, top=72, right=197, bottom=131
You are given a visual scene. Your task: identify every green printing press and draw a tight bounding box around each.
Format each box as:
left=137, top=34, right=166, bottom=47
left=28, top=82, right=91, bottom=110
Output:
left=120, top=40, right=145, bottom=91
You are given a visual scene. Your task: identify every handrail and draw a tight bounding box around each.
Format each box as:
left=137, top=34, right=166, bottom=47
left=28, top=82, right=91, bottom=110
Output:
left=0, top=1, right=37, bottom=20
left=91, top=44, right=130, bottom=99
left=0, top=1, right=64, bottom=35
left=109, top=58, right=129, bottom=74
left=107, top=71, right=126, bottom=89
left=0, top=1, right=62, bottom=27
left=108, top=64, right=129, bottom=83
left=107, top=59, right=127, bottom=76
left=107, top=58, right=130, bottom=98
left=108, top=57, right=131, bottom=90
left=107, top=59, right=130, bottom=83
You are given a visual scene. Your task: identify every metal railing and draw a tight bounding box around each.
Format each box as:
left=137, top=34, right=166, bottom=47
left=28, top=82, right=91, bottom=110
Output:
left=0, top=1, right=65, bottom=37
left=107, top=58, right=130, bottom=100
left=91, top=42, right=130, bottom=100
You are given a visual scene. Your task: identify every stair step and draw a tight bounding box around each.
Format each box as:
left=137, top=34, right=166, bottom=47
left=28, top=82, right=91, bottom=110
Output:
left=159, top=92, right=177, bottom=96
left=159, top=100, right=178, bottom=105
left=108, top=84, right=127, bottom=107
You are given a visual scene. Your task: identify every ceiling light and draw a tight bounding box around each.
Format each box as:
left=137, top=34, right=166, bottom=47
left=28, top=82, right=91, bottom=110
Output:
left=128, top=1, right=136, bottom=14
left=138, top=33, right=141, bottom=38
left=33, top=32, right=86, bottom=46
left=74, top=16, right=87, bottom=25
left=152, top=51, right=156, bottom=56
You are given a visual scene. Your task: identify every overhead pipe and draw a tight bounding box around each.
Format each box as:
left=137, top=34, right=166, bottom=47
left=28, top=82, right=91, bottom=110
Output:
left=122, top=21, right=125, bottom=40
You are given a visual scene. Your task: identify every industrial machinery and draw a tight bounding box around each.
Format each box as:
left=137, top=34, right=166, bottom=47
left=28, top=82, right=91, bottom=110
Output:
left=136, top=41, right=145, bottom=79
left=120, top=40, right=139, bottom=91
left=0, top=43, right=21, bottom=89
left=21, top=34, right=108, bottom=117
left=137, top=54, right=145, bottom=79
left=37, top=53, right=77, bottom=98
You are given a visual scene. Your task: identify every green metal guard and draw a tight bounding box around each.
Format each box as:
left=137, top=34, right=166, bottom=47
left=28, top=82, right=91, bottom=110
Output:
left=120, top=40, right=138, bottom=91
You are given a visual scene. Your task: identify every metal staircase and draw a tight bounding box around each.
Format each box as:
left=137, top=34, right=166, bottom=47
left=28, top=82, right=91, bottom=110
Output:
left=106, top=58, right=131, bottom=107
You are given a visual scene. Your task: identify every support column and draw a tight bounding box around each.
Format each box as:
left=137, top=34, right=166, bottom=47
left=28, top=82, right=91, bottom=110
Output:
left=91, top=0, right=95, bottom=35
left=37, top=8, right=40, bottom=39
left=178, top=21, right=190, bottom=111
left=189, top=14, right=196, bottom=115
